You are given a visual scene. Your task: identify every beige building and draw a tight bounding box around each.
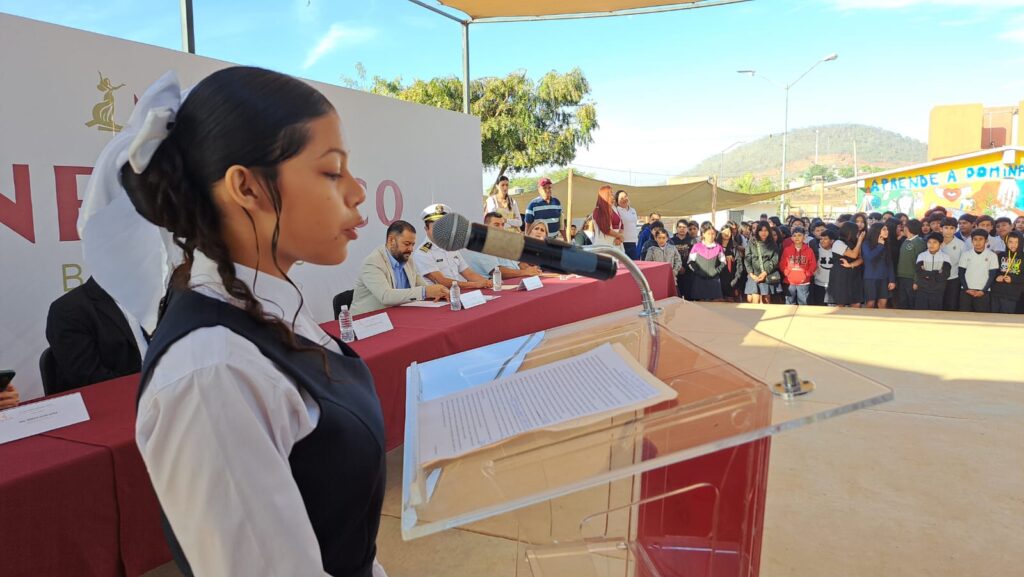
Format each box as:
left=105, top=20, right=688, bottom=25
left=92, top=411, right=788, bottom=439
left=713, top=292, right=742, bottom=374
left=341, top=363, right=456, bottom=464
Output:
left=929, top=101, right=1022, bottom=160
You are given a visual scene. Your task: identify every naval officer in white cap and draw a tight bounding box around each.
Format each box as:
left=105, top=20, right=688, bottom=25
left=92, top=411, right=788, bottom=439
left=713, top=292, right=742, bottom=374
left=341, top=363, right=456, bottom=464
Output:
left=412, top=203, right=493, bottom=289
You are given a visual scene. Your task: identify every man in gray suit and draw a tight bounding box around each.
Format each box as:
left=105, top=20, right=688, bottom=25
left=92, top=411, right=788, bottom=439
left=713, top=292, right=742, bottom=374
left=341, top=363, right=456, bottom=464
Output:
left=351, top=220, right=449, bottom=315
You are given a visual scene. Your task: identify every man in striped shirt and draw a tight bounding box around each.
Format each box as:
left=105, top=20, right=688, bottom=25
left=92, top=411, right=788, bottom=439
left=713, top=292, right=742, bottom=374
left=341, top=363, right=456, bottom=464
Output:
left=524, top=177, right=565, bottom=240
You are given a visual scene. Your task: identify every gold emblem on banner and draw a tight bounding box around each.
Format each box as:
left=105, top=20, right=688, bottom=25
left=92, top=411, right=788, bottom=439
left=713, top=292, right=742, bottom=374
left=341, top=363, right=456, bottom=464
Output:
left=85, top=72, right=126, bottom=132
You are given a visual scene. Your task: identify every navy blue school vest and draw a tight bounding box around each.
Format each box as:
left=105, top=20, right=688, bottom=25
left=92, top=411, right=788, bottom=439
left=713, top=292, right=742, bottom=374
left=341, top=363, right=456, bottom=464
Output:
left=138, top=290, right=386, bottom=577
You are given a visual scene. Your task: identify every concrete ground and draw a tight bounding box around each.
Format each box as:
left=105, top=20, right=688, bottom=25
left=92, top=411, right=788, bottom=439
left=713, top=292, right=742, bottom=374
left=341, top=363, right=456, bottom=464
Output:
left=144, top=303, right=1024, bottom=577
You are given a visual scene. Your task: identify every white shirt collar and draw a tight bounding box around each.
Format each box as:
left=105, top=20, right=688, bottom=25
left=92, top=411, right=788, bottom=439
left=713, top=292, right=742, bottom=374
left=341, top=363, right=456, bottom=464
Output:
left=189, top=250, right=307, bottom=327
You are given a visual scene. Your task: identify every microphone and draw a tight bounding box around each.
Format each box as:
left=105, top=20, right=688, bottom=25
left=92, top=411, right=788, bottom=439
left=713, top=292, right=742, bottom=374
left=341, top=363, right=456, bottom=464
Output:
left=432, top=213, right=617, bottom=280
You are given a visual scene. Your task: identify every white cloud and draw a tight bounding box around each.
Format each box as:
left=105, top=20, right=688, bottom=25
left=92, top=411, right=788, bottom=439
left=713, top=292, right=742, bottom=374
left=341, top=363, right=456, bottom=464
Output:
left=997, top=14, right=1024, bottom=43
left=938, top=17, right=984, bottom=27
left=1000, top=28, right=1024, bottom=43
left=302, top=23, right=376, bottom=69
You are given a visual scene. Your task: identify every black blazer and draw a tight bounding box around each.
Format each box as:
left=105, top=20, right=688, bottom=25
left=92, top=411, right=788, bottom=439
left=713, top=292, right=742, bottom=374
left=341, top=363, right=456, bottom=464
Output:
left=45, top=277, right=142, bottom=393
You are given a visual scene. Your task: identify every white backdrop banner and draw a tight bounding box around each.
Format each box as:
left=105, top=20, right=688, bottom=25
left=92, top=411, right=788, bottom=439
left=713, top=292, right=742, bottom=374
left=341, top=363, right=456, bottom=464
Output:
left=0, top=14, right=482, bottom=399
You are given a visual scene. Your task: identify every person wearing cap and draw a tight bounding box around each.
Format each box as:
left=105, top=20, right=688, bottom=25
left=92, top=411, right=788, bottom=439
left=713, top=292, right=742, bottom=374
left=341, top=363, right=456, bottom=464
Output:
left=412, top=203, right=493, bottom=289
left=524, top=177, right=564, bottom=240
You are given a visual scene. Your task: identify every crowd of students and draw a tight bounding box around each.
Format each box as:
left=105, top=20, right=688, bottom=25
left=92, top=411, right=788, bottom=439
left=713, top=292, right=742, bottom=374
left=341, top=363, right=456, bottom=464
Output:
left=488, top=177, right=1023, bottom=314
left=625, top=209, right=1024, bottom=314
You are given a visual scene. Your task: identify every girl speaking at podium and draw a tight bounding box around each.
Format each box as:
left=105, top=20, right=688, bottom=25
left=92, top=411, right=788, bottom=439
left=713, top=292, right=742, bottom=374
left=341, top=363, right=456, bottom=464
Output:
left=79, top=67, right=387, bottom=576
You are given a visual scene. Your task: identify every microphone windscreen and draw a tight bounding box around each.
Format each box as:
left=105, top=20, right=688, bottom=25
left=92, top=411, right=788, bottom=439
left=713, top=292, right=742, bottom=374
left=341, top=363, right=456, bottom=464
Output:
left=432, top=212, right=471, bottom=251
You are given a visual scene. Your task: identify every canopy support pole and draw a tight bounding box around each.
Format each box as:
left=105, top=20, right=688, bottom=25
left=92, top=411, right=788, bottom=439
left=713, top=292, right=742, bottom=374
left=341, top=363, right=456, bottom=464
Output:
left=179, top=0, right=195, bottom=53
left=567, top=168, right=574, bottom=241
left=711, top=176, right=718, bottom=226
left=462, top=22, right=470, bottom=114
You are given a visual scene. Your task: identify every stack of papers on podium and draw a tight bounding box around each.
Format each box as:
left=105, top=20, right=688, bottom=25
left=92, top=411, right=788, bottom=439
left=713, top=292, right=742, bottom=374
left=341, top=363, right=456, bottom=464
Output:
left=418, top=342, right=676, bottom=466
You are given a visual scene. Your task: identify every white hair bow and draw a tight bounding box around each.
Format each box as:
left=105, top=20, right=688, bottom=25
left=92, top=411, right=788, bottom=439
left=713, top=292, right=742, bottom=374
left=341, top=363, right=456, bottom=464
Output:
left=77, top=71, right=190, bottom=333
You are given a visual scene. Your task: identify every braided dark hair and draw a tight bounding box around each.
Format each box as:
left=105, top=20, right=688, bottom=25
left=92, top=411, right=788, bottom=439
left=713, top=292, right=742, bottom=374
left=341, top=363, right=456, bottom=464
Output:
left=120, top=66, right=335, bottom=365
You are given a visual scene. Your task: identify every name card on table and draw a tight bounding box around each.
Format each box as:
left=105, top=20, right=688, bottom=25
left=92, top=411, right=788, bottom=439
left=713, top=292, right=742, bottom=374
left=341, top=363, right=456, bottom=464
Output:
left=400, top=300, right=448, bottom=308
left=460, top=290, right=487, bottom=309
left=353, top=312, right=394, bottom=340
left=519, top=276, right=544, bottom=291
left=0, top=392, right=90, bottom=445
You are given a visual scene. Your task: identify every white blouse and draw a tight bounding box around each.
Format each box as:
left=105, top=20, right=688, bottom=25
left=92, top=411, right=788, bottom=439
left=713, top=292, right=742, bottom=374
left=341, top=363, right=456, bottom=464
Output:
left=615, top=205, right=639, bottom=243
left=484, top=194, right=523, bottom=229
left=136, top=251, right=386, bottom=577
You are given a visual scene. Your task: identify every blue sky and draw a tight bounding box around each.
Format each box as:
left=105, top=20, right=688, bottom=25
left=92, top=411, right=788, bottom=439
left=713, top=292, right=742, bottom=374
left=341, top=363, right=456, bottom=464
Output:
left=3, top=0, right=1024, bottom=185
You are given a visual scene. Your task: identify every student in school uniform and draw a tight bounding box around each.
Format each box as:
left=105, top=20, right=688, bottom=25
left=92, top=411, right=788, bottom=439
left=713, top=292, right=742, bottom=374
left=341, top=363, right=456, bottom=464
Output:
left=913, top=233, right=951, bottom=311
left=896, top=219, right=925, bottom=309
left=991, top=231, right=1024, bottom=314
left=994, top=217, right=1014, bottom=252
left=717, top=225, right=743, bottom=301
left=645, top=227, right=683, bottom=277
left=743, top=222, right=781, bottom=304
left=685, top=223, right=725, bottom=302
left=954, top=213, right=975, bottom=244
left=959, top=229, right=1000, bottom=313
left=938, top=217, right=964, bottom=311
left=828, top=223, right=866, bottom=308
left=975, top=215, right=1005, bottom=253
left=811, top=229, right=836, bottom=306
left=883, top=218, right=902, bottom=305
left=861, top=223, right=895, bottom=309
left=78, top=68, right=389, bottom=577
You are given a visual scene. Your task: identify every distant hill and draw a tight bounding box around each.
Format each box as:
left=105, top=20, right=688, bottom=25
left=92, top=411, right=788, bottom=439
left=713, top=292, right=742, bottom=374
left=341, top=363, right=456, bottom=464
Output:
left=685, top=124, right=927, bottom=180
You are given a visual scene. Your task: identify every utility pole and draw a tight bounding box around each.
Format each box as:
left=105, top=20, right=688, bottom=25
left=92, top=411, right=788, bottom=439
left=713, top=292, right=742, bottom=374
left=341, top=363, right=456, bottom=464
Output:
left=815, top=129, right=819, bottom=165
left=738, top=52, right=838, bottom=217
left=853, top=139, right=858, bottom=178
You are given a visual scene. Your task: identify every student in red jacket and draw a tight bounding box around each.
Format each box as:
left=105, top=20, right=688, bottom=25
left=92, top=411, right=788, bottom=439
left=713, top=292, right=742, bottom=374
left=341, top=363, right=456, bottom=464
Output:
left=780, top=227, right=818, bottom=305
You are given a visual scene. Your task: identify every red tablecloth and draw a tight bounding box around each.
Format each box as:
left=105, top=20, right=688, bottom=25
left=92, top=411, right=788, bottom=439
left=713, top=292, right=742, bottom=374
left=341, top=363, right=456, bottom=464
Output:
left=0, top=262, right=673, bottom=577
left=0, top=436, right=122, bottom=577
left=41, top=378, right=170, bottom=577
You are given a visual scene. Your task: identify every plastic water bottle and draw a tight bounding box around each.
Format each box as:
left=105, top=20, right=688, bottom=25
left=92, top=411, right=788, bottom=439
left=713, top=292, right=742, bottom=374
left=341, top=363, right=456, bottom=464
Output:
left=337, top=305, right=356, bottom=343
left=450, top=282, right=462, bottom=311
left=492, top=267, right=502, bottom=292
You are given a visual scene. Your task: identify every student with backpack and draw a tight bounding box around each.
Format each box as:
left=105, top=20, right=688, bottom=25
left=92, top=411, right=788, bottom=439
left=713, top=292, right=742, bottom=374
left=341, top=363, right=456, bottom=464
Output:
left=743, top=222, right=781, bottom=304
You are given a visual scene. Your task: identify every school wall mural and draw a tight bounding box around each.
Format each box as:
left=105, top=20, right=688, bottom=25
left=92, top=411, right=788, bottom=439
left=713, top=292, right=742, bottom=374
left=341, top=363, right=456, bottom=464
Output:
left=857, top=149, right=1024, bottom=219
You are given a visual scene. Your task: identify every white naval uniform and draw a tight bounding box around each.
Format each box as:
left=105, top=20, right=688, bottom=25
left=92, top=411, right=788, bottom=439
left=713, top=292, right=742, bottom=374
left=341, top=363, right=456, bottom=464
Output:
left=412, top=240, right=470, bottom=284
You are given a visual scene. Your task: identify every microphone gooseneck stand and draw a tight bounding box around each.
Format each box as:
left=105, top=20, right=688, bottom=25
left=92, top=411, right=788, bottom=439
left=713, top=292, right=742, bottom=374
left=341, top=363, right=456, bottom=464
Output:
left=582, top=245, right=663, bottom=373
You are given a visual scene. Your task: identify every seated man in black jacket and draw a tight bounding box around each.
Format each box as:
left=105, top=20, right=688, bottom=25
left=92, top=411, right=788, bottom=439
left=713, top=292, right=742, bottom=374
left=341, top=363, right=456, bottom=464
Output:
left=45, top=277, right=145, bottom=393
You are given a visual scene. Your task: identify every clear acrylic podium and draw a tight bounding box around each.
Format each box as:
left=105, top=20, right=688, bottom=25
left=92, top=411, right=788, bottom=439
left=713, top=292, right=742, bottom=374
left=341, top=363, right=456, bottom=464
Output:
left=402, top=298, right=892, bottom=577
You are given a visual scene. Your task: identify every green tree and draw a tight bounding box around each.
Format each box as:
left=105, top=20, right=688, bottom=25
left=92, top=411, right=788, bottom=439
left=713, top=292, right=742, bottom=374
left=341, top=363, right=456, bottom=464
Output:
left=728, top=173, right=777, bottom=194
left=801, top=164, right=838, bottom=182
left=756, top=176, right=778, bottom=192
left=730, top=173, right=757, bottom=193
left=339, top=62, right=369, bottom=90
left=368, top=68, right=598, bottom=186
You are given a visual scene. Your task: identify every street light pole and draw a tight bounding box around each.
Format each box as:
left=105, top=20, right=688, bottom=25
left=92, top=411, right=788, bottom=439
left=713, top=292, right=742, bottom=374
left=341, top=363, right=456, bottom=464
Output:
left=718, top=140, right=745, bottom=183
left=739, top=52, right=837, bottom=216
left=782, top=86, right=789, bottom=196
